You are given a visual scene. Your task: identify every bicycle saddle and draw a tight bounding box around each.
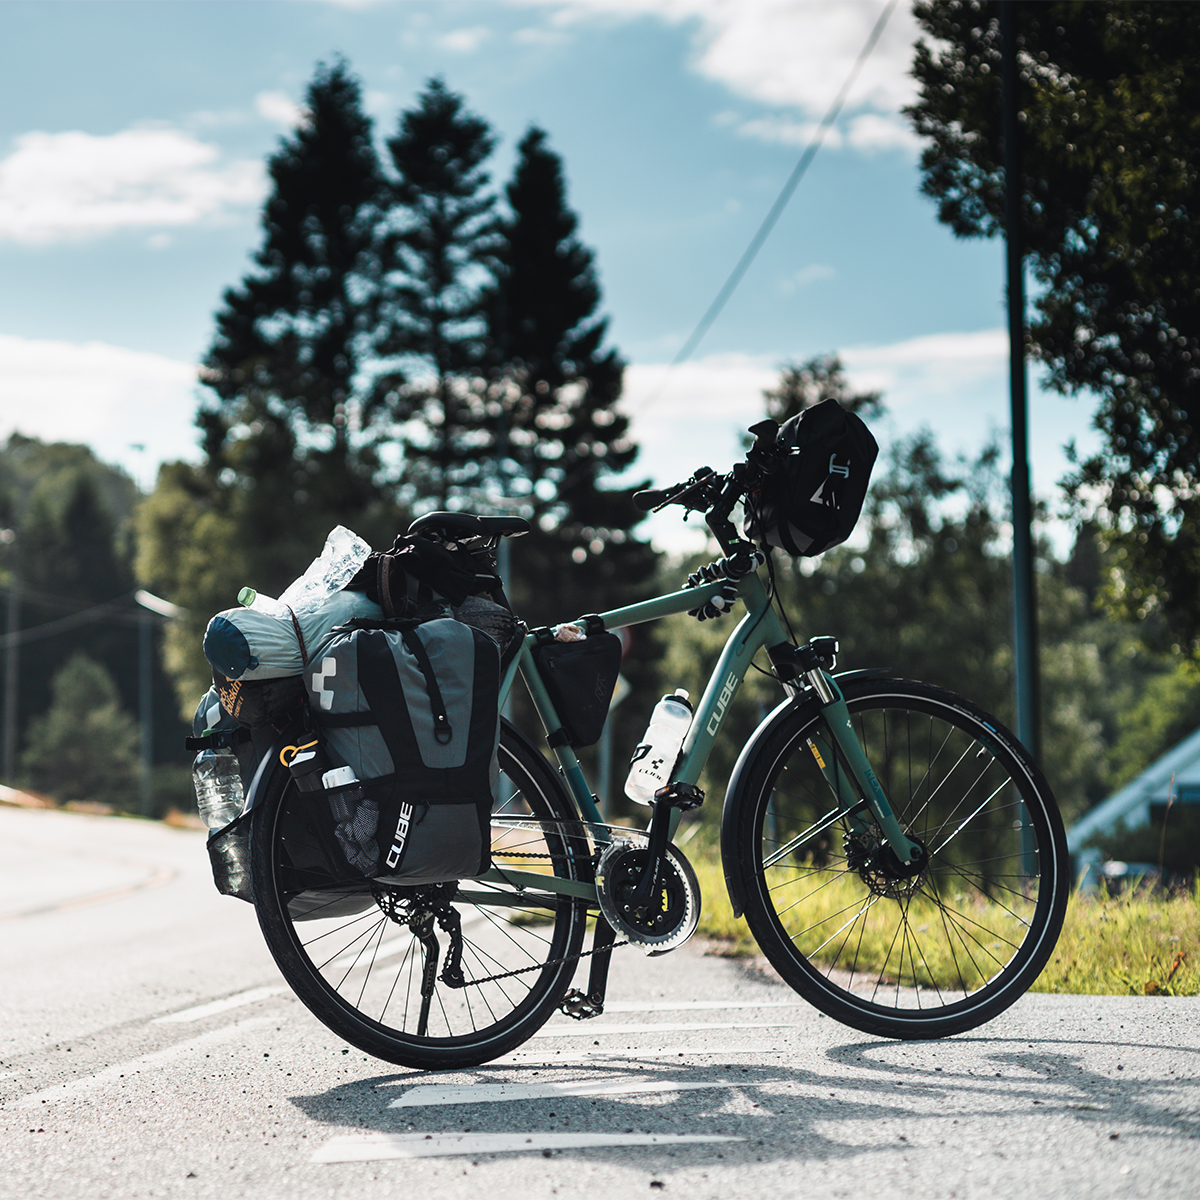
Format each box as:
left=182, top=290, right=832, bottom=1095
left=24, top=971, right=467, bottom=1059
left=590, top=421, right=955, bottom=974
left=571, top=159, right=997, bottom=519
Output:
left=408, top=511, right=530, bottom=539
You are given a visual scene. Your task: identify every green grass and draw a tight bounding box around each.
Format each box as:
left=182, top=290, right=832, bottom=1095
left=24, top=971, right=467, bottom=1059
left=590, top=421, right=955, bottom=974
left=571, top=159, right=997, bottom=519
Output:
left=688, top=839, right=1199, bottom=997
left=1032, top=879, right=1199, bottom=996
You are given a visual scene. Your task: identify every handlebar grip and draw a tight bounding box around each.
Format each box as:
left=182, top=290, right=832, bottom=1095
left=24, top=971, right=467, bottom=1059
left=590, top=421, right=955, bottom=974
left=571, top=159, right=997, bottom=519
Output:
left=633, top=488, right=669, bottom=512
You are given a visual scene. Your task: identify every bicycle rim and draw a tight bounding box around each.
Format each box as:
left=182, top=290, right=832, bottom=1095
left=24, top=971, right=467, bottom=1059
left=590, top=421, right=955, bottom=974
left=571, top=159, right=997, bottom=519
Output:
left=250, top=725, right=588, bottom=1069
left=735, top=679, right=1068, bottom=1039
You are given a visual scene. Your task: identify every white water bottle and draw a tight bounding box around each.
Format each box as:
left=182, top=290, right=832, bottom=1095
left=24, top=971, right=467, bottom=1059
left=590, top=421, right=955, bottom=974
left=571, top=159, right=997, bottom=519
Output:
left=192, top=748, right=244, bottom=829
left=624, top=689, right=693, bottom=804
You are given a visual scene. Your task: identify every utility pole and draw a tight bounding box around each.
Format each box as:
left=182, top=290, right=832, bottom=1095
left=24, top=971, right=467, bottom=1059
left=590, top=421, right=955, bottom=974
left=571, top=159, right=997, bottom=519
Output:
left=1002, top=0, right=1041, bottom=762
left=2, top=529, right=18, bottom=786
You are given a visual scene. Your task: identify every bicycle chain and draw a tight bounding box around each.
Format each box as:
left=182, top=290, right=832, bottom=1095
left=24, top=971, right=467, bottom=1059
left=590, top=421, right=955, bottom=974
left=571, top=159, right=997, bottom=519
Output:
left=443, top=932, right=629, bottom=991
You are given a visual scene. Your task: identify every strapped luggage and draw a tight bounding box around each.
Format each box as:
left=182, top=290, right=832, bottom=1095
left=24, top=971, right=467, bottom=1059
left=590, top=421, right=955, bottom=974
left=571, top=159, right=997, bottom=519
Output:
left=743, top=399, right=878, bottom=557
left=302, top=617, right=501, bottom=886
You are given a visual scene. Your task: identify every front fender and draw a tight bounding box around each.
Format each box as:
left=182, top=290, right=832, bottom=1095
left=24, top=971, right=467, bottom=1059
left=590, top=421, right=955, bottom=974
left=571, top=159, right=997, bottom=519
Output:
left=718, top=667, right=888, bottom=919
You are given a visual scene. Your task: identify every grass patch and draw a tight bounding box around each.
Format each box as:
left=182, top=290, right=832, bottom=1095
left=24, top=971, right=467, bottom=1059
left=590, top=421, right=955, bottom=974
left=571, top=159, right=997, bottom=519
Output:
left=1032, top=879, right=1199, bottom=996
left=688, top=833, right=1198, bottom=997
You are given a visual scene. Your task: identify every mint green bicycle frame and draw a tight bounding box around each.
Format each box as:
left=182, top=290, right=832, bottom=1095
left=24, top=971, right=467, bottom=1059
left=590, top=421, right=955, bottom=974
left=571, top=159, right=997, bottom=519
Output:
left=468, top=566, right=921, bottom=905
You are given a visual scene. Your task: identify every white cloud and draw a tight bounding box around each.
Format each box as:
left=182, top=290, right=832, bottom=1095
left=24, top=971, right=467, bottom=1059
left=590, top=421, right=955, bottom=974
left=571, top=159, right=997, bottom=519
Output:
left=0, top=335, right=201, bottom=487
left=0, top=127, right=266, bottom=243
left=619, top=331, right=1099, bottom=551
left=518, top=0, right=921, bottom=150
left=780, top=263, right=836, bottom=294
left=255, top=91, right=308, bottom=129
left=437, top=25, right=493, bottom=53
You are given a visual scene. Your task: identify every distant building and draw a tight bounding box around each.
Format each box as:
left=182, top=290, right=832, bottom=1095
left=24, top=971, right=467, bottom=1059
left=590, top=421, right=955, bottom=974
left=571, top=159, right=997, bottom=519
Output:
left=1067, top=724, right=1200, bottom=883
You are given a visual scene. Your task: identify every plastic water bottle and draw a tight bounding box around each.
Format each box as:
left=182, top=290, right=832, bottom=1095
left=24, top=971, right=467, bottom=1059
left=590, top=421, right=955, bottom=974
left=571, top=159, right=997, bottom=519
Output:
left=192, top=748, right=244, bottom=829
left=624, top=690, right=693, bottom=804
left=322, top=766, right=380, bottom=875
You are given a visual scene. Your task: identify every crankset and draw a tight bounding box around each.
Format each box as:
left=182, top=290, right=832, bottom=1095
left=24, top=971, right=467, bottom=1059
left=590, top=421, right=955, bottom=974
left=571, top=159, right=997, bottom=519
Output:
left=596, top=838, right=701, bottom=955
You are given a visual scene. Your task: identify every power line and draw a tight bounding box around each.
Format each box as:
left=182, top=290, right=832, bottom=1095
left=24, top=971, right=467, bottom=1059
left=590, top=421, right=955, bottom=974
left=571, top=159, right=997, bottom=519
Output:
left=639, top=0, right=900, bottom=411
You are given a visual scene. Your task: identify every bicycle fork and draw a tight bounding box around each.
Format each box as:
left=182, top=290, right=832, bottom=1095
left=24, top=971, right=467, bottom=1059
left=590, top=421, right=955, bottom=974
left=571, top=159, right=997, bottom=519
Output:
left=790, top=646, right=923, bottom=869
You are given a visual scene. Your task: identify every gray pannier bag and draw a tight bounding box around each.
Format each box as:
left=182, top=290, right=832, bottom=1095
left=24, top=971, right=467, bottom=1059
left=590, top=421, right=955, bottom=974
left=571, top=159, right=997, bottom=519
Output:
left=303, top=616, right=501, bottom=887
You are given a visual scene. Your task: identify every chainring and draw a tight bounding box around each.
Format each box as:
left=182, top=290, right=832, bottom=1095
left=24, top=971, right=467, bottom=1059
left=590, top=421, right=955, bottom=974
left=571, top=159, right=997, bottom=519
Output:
left=596, top=839, right=701, bottom=956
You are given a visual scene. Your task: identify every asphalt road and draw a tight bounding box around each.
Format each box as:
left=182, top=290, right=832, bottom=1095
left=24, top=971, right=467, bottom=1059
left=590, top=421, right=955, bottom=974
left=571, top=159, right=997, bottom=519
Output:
left=1, top=804, right=1197, bottom=1200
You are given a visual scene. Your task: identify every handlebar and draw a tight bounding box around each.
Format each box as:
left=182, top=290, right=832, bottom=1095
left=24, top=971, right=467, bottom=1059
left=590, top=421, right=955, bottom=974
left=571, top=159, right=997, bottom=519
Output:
left=631, top=419, right=782, bottom=555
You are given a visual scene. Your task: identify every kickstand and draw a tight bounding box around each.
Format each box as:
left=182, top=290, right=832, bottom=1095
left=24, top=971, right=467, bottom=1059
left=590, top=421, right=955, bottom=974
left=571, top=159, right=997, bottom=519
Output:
left=560, top=916, right=617, bottom=1019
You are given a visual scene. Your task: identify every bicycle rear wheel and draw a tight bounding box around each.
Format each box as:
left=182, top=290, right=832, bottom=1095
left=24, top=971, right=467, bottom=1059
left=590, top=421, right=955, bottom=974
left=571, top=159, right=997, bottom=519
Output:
left=250, top=722, right=588, bottom=1069
left=728, top=678, right=1069, bottom=1039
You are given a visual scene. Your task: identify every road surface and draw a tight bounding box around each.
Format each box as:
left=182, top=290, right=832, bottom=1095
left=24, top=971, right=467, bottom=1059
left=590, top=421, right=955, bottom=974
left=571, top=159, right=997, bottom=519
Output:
left=1, top=804, right=1196, bottom=1199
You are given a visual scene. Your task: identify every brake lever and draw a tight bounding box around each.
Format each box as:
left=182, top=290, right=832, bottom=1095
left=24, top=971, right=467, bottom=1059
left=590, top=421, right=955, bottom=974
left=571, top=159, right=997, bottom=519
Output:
left=652, top=467, right=716, bottom=513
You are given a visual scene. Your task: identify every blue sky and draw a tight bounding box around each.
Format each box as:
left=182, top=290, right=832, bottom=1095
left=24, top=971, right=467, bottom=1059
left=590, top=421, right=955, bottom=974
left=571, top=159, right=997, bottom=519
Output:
left=0, top=0, right=1098, bottom=549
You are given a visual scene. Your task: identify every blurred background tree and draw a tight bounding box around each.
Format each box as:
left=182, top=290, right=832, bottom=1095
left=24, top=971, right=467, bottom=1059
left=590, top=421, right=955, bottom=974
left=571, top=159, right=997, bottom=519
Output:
left=374, top=78, right=499, bottom=510
left=20, top=653, right=140, bottom=809
left=908, top=0, right=1200, bottom=653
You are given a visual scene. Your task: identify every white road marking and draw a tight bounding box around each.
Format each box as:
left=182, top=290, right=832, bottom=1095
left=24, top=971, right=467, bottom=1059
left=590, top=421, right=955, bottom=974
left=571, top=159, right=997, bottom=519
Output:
left=13, top=1017, right=277, bottom=1109
left=600, top=1000, right=802, bottom=1013
left=531, top=1021, right=792, bottom=1038
left=496, top=1045, right=776, bottom=1063
left=388, top=1077, right=728, bottom=1107
left=311, top=1131, right=741, bottom=1163
left=152, top=986, right=287, bottom=1023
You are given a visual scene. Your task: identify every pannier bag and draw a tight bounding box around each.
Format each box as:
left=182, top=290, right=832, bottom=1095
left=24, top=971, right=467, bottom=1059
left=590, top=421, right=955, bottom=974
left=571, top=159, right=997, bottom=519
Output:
left=304, top=617, right=501, bottom=886
left=531, top=630, right=622, bottom=748
left=744, top=398, right=878, bottom=557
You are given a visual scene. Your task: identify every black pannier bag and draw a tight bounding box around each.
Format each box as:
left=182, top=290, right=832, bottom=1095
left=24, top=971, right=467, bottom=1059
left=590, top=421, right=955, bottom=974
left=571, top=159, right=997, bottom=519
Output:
left=744, top=398, right=878, bottom=557
left=302, top=616, right=501, bottom=888
left=531, top=630, right=623, bottom=748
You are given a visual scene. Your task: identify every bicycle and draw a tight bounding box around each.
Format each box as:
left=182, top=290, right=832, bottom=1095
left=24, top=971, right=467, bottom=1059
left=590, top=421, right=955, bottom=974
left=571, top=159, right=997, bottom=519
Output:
left=243, top=421, right=1070, bottom=1070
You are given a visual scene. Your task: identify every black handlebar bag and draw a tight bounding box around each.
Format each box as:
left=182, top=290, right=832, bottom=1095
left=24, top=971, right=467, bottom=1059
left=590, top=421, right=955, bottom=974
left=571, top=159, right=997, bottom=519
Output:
left=291, top=618, right=500, bottom=901
left=744, top=399, right=878, bottom=556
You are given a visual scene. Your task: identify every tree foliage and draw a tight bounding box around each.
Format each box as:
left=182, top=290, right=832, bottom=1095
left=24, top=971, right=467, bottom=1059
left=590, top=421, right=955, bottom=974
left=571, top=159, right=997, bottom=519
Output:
left=377, top=78, right=499, bottom=507
left=762, top=353, right=883, bottom=423
left=20, top=653, right=140, bottom=809
left=908, top=0, right=1200, bottom=650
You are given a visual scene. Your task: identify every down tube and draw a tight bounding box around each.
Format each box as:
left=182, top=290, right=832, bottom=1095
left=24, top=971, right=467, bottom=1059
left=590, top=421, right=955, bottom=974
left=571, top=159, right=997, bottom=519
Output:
left=673, top=579, right=791, bottom=787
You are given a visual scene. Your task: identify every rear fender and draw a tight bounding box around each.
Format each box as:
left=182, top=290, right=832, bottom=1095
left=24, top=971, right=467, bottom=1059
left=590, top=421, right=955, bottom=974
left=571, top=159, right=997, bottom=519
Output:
left=241, top=729, right=296, bottom=815
left=719, top=668, right=888, bottom=918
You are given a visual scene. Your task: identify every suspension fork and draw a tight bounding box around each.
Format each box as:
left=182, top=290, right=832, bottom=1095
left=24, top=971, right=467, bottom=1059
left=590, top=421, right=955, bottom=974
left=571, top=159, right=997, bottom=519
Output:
left=800, top=665, right=923, bottom=866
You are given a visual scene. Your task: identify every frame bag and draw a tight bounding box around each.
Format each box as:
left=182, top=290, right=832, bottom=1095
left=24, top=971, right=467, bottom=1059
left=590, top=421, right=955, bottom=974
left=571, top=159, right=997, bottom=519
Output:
left=744, top=399, right=878, bottom=557
left=303, top=617, right=501, bottom=887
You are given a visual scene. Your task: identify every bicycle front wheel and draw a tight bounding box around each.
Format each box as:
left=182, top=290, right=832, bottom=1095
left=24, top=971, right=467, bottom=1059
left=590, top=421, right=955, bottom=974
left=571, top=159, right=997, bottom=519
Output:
left=250, top=722, right=588, bottom=1070
left=728, top=678, right=1069, bottom=1039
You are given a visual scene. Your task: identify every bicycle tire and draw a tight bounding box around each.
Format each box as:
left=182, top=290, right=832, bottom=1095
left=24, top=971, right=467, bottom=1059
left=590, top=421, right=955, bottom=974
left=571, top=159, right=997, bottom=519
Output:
left=728, top=678, right=1069, bottom=1039
left=250, top=720, right=588, bottom=1069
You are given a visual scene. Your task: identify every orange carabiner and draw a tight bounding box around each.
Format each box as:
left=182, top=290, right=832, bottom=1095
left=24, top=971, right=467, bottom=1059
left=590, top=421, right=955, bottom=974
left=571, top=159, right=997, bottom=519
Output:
left=279, top=738, right=319, bottom=768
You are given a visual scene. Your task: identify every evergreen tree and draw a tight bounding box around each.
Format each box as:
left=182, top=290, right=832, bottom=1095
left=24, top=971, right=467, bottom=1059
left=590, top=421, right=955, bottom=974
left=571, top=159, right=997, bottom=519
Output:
left=485, top=126, right=657, bottom=625
left=21, top=653, right=139, bottom=808
left=907, top=1, right=1200, bottom=651
left=199, top=58, right=398, bottom=582
left=376, top=78, right=498, bottom=508
left=762, top=353, right=883, bottom=423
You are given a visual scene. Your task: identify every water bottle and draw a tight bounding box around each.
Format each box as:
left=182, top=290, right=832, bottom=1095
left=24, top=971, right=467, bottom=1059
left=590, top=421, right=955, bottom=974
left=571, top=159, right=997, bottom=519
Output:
left=192, top=748, right=244, bottom=829
left=322, top=766, right=380, bottom=875
left=624, top=689, right=693, bottom=804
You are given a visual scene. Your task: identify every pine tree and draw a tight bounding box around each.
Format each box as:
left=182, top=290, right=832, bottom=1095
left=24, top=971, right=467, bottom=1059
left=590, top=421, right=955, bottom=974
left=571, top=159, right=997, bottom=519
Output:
left=485, top=126, right=657, bottom=625
left=199, top=58, right=397, bottom=583
left=21, top=653, right=140, bottom=809
left=376, top=78, right=498, bottom=509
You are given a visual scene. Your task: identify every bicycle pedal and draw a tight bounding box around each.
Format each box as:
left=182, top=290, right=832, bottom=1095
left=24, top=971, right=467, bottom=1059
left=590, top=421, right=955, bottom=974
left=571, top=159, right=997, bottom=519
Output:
left=559, top=988, right=604, bottom=1020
